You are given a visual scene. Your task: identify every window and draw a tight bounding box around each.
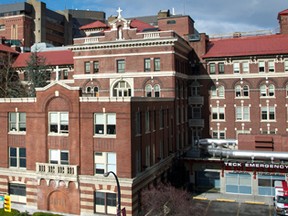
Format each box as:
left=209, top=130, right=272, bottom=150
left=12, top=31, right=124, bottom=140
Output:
left=259, top=61, right=265, bottom=72
left=85, top=61, right=90, bottom=74
left=233, top=63, right=240, bottom=73
left=192, top=107, right=201, bottom=119
left=154, top=84, right=160, bottom=97
left=49, top=112, right=69, bottom=134
left=94, top=152, right=116, bottom=174
left=95, top=191, right=117, bottom=214
left=226, top=173, right=251, bottom=194
left=285, top=60, right=288, bottom=72
left=242, top=62, right=249, bottom=73
left=117, top=59, right=125, bottom=73
left=212, top=130, right=225, bottom=139
left=135, top=112, right=141, bottom=135
left=9, top=112, right=26, bottom=132
left=236, top=106, right=250, bottom=121
left=113, top=81, right=131, bottom=97
left=9, top=147, right=26, bottom=168
left=63, top=70, right=68, bottom=79
left=49, top=150, right=69, bottom=165
left=261, top=106, right=275, bottom=121
left=145, top=85, right=152, bottom=97
left=211, top=85, right=225, bottom=98
left=191, top=81, right=200, bottom=96
left=212, top=107, right=225, bottom=121
left=144, top=58, right=151, bottom=72
left=93, top=61, right=99, bottom=73
left=268, top=61, right=275, bottom=72
left=258, top=175, right=285, bottom=196
left=235, top=85, right=249, bottom=97
left=145, top=111, right=150, bottom=132
left=209, top=63, right=215, bottom=74
left=94, top=113, right=116, bottom=136
left=154, top=58, right=160, bottom=71
left=218, top=62, right=225, bottom=74
left=260, top=84, right=275, bottom=97
left=9, top=183, right=26, bottom=196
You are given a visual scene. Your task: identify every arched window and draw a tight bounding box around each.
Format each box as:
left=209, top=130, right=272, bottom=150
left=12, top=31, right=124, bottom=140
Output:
left=86, top=86, right=91, bottom=93
left=235, top=85, right=249, bottom=97
left=211, top=85, right=224, bottom=98
left=268, top=84, right=275, bottom=97
left=243, top=85, right=249, bottom=97
left=235, top=85, right=241, bottom=97
left=145, top=84, right=152, bottom=97
left=154, top=84, right=160, bottom=97
left=93, top=87, right=99, bottom=97
left=218, top=86, right=225, bottom=97
left=260, top=84, right=275, bottom=97
left=113, top=81, right=131, bottom=97
left=260, top=85, right=267, bottom=97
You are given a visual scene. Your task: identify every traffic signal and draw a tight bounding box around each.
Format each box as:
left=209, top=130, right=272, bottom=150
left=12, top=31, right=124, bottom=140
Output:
left=4, top=195, right=11, bottom=212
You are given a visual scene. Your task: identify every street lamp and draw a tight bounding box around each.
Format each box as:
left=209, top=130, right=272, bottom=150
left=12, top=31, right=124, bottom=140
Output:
left=104, top=171, right=121, bottom=216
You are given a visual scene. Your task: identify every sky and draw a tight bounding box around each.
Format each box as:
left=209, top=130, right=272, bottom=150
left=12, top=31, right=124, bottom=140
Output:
left=3, top=0, right=288, bottom=35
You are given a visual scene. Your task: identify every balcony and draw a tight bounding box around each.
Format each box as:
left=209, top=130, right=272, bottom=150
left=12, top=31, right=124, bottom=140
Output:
left=36, top=163, right=78, bottom=183
left=189, top=119, right=204, bottom=128
left=189, top=96, right=204, bottom=105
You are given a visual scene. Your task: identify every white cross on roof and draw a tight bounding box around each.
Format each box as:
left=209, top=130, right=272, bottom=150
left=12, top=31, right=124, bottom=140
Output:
left=117, top=7, right=123, bottom=18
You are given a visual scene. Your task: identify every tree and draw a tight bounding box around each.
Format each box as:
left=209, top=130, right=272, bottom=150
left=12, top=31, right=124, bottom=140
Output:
left=25, top=51, right=50, bottom=97
left=0, top=53, right=27, bottom=98
left=141, top=184, right=206, bottom=216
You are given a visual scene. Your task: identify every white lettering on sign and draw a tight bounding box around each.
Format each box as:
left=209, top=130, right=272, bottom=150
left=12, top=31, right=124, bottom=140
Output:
left=224, top=162, right=288, bottom=170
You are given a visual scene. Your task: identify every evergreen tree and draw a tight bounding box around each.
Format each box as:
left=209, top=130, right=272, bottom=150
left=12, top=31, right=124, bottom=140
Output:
left=0, top=53, right=26, bottom=98
left=25, top=51, right=50, bottom=97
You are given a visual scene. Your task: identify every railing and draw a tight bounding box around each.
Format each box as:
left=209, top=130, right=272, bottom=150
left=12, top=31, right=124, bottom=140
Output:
left=189, top=119, right=204, bottom=128
left=84, top=37, right=99, bottom=44
left=36, top=163, right=78, bottom=176
left=143, top=32, right=160, bottom=39
left=188, top=96, right=204, bottom=105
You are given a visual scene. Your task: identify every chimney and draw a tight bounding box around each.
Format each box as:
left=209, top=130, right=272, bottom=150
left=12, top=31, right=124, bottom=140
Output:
left=158, top=9, right=170, bottom=19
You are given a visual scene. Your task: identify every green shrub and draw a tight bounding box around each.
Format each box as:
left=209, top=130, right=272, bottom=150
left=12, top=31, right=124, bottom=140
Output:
left=0, top=208, right=20, bottom=216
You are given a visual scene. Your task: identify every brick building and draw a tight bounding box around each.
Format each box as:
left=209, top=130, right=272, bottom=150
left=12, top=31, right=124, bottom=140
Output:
left=0, top=8, right=192, bottom=216
left=184, top=8, right=288, bottom=199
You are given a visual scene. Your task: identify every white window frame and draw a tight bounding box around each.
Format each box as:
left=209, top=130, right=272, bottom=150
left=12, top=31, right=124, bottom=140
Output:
left=9, top=112, right=26, bottom=133
left=235, top=106, right=250, bottom=121
left=233, top=62, right=240, bottom=73
left=48, top=112, right=69, bottom=135
left=209, top=63, right=216, bottom=74
left=260, top=84, right=275, bottom=97
left=112, top=80, right=131, bottom=97
left=49, top=149, right=69, bottom=165
left=235, top=85, right=249, bottom=98
left=268, top=61, right=275, bottom=72
left=212, top=107, right=225, bottom=121
left=211, top=85, right=225, bottom=98
left=285, top=60, right=288, bottom=72
left=9, top=147, right=26, bottom=169
left=94, top=152, right=116, bottom=175
left=242, top=61, right=249, bottom=73
left=212, top=130, right=226, bottom=139
left=94, top=113, right=116, bottom=137
left=258, top=61, right=265, bottom=73
left=261, top=106, right=276, bottom=121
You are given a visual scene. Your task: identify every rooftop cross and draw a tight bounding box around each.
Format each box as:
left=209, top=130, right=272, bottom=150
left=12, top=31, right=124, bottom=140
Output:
left=117, top=7, right=123, bottom=18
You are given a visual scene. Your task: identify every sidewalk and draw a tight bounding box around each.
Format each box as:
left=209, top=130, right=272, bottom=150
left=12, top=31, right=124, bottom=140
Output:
left=193, top=192, right=273, bottom=205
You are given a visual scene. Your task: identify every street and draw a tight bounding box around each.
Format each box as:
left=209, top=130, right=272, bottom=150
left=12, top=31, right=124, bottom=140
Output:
left=191, top=200, right=274, bottom=216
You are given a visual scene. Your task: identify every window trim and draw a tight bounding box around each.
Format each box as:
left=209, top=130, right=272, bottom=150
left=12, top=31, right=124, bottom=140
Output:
left=117, top=59, right=125, bottom=73
left=94, top=113, right=116, bottom=138
left=94, top=152, right=116, bottom=175
left=9, top=147, right=26, bottom=169
left=8, top=112, right=26, bottom=134
left=48, top=112, right=69, bottom=135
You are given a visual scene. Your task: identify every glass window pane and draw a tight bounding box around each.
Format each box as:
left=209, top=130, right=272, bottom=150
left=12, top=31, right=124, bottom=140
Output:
left=19, top=148, right=26, bottom=157
left=50, top=113, right=58, bottom=123
left=107, top=114, right=116, bottom=124
left=10, top=147, right=17, bottom=157
left=107, top=153, right=116, bottom=164
left=96, top=114, right=104, bottom=123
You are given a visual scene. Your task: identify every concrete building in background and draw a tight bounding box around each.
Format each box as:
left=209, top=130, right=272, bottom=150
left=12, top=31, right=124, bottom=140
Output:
left=0, top=0, right=105, bottom=49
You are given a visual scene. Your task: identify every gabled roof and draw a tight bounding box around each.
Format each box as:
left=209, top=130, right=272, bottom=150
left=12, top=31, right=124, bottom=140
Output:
left=0, top=44, right=19, bottom=54
left=203, top=34, right=288, bottom=59
left=79, top=20, right=108, bottom=30
left=12, top=50, right=73, bottom=68
left=130, top=19, right=156, bottom=32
